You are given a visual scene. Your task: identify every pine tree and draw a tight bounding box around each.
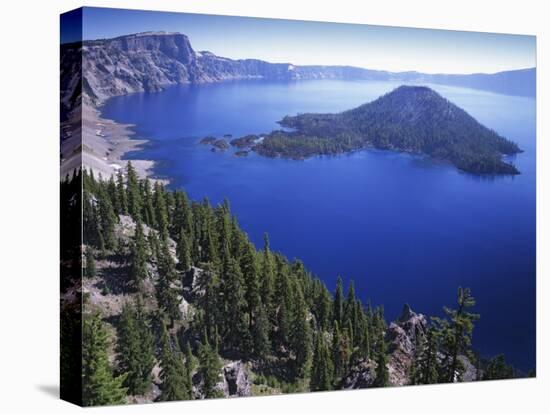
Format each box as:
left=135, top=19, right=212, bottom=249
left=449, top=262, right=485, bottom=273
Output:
left=172, top=191, right=193, bottom=238
left=116, top=169, right=128, bottom=215
left=482, top=354, right=514, bottom=380
left=153, top=182, right=169, bottom=239
left=156, top=241, right=181, bottom=323
left=148, top=230, right=160, bottom=264
left=158, top=324, right=190, bottom=401
left=129, top=220, right=148, bottom=290
left=142, top=178, right=156, bottom=228
left=215, top=202, right=232, bottom=263
left=158, top=238, right=177, bottom=282
left=359, top=321, right=371, bottom=361
left=126, top=161, right=142, bottom=221
left=275, top=258, right=292, bottom=348
left=344, top=280, right=357, bottom=335
left=332, top=321, right=342, bottom=381
left=252, top=303, right=271, bottom=360
left=156, top=273, right=181, bottom=325
left=107, top=175, right=121, bottom=214
left=373, top=306, right=387, bottom=354
left=439, top=287, right=479, bottom=383
left=410, top=325, right=440, bottom=385
left=241, top=242, right=260, bottom=326
left=201, top=209, right=218, bottom=265
left=198, top=335, right=223, bottom=399
left=222, top=258, right=251, bottom=353
left=177, top=227, right=192, bottom=271
left=199, top=266, right=222, bottom=342
left=117, top=299, right=155, bottom=395
left=82, top=314, right=127, bottom=406
left=333, top=276, right=344, bottom=326
left=85, top=247, right=96, bottom=278
left=331, top=320, right=351, bottom=382
left=289, top=284, right=312, bottom=379
left=184, top=342, right=196, bottom=397
left=373, top=336, right=389, bottom=387
left=260, top=233, right=275, bottom=318
left=311, top=333, right=333, bottom=391
left=97, top=185, right=118, bottom=250
left=316, top=284, right=332, bottom=331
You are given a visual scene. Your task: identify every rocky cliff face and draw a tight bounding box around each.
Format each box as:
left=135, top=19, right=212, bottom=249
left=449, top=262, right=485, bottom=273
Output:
left=81, top=32, right=205, bottom=105
left=61, top=31, right=536, bottom=111
left=341, top=304, right=428, bottom=388
left=76, top=32, right=394, bottom=106
left=387, top=304, right=428, bottom=385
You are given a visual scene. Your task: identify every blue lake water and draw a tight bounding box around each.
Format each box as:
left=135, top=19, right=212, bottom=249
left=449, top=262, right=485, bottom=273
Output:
left=102, top=79, right=536, bottom=371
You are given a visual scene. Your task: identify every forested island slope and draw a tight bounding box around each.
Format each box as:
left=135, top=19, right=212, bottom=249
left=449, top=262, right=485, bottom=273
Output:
left=236, top=86, right=521, bottom=174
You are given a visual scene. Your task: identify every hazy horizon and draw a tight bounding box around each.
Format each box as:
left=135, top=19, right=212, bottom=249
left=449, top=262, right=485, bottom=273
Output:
left=62, top=6, right=536, bottom=75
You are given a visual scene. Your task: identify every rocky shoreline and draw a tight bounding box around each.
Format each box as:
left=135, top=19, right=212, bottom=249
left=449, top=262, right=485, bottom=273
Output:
left=61, top=99, right=166, bottom=184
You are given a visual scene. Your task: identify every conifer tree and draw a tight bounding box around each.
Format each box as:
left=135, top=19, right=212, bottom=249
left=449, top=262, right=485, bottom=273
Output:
left=252, top=303, right=271, bottom=360
left=344, top=280, right=357, bottom=329
left=82, top=314, right=127, bottom=406
left=289, top=284, right=312, bottom=379
left=334, top=276, right=344, bottom=326
left=156, top=275, right=181, bottom=325
left=332, top=321, right=343, bottom=381
left=230, top=217, right=245, bottom=259
left=117, top=300, right=155, bottom=395
left=215, top=203, right=232, bottom=261
left=199, top=266, right=222, bottom=342
left=260, top=233, right=275, bottom=318
left=184, top=342, right=196, bottom=396
left=107, top=175, right=121, bottom=214
left=198, top=334, right=223, bottom=399
left=158, top=239, right=177, bottom=282
left=126, top=161, right=142, bottom=221
left=373, top=307, right=387, bottom=353
left=482, top=354, right=514, bottom=380
left=116, top=169, right=128, bottom=215
left=148, top=230, right=160, bottom=265
left=438, top=287, right=479, bottom=383
left=373, top=336, right=389, bottom=387
left=153, top=182, right=169, bottom=239
left=156, top=243, right=181, bottom=324
left=172, top=191, right=193, bottom=238
left=222, top=258, right=251, bottom=352
left=177, top=228, right=192, bottom=271
left=158, top=324, right=190, bottom=401
left=97, top=185, right=118, bottom=250
left=316, top=284, right=332, bottom=331
left=359, top=321, right=371, bottom=361
left=199, top=203, right=218, bottom=265
left=240, top=242, right=260, bottom=325
left=311, top=334, right=334, bottom=391
left=142, top=178, right=156, bottom=228
left=410, top=325, right=440, bottom=385
left=275, top=258, right=292, bottom=348
left=129, top=220, right=148, bottom=290
left=332, top=320, right=352, bottom=382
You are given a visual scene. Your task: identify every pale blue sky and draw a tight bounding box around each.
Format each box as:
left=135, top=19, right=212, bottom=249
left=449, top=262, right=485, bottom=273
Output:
left=68, top=7, right=536, bottom=74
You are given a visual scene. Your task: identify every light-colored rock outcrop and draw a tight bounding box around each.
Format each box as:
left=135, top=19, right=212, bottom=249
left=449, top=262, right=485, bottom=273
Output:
left=193, top=360, right=252, bottom=399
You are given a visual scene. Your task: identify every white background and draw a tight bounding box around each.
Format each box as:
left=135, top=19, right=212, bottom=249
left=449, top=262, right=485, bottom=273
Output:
left=0, top=0, right=547, bottom=412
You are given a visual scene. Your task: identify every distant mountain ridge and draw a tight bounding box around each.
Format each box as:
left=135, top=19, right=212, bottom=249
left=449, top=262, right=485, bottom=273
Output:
left=60, top=31, right=535, bottom=117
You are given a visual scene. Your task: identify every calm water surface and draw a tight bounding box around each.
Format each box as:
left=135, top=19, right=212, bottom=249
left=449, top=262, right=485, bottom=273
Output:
left=103, top=79, right=536, bottom=371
